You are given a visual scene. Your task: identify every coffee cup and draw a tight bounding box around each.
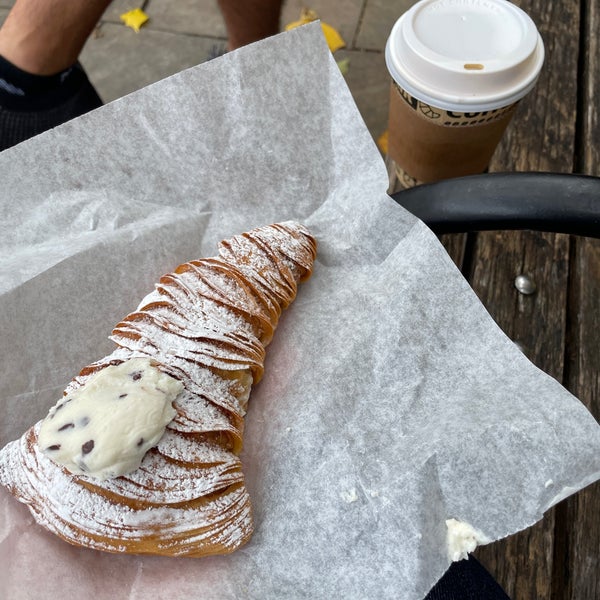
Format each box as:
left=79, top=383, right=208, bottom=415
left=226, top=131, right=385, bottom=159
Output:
left=385, top=0, right=544, bottom=188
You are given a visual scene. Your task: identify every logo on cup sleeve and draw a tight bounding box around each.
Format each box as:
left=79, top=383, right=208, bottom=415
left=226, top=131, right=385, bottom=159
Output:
left=394, top=163, right=420, bottom=189
left=394, top=82, right=517, bottom=127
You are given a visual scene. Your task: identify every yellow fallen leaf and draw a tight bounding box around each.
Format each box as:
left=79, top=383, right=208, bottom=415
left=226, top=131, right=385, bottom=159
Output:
left=285, top=8, right=345, bottom=52
left=120, top=8, right=149, bottom=33
left=285, top=8, right=318, bottom=30
left=336, top=58, right=350, bottom=75
left=321, top=21, right=345, bottom=53
left=377, top=130, right=389, bottom=155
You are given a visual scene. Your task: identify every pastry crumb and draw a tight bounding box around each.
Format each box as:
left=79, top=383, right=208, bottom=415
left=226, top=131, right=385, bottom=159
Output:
left=446, top=518, right=490, bottom=561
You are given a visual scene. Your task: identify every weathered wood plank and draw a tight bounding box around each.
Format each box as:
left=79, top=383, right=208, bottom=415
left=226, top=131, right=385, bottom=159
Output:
left=561, top=237, right=600, bottom=600
left=563, top=0, right=600, bottom=594
left=578, top=0, right=600, bottom=175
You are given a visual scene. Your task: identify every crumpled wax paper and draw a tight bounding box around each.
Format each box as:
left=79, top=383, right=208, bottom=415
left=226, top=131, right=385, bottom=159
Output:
left=0, top=23, right=599, bottom=600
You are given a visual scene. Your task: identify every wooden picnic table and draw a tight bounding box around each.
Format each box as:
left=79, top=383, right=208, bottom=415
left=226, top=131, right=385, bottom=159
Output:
left=388, top=0, right=600, bottom=598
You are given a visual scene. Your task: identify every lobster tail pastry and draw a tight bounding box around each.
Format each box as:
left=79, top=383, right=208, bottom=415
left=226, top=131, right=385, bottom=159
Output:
left=0, top=221, right=317, bottom=557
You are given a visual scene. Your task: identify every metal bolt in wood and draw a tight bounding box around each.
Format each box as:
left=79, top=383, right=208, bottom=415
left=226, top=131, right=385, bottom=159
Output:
left=514, top=274, right=537, bottom=295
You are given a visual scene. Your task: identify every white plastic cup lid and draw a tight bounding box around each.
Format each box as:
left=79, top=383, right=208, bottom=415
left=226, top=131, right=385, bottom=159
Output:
left=385, top=0, right=545, bottom=112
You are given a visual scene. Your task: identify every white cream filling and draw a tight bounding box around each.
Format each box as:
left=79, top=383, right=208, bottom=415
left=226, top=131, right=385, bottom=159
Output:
left=38, top=358, right=182, bottom=480
left=445, top=518, right=491, bottom=562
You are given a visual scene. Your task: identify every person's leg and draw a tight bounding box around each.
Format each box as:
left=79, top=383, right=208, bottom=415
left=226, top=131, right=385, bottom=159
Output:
left=0, top=0, right=110, bottom=151
left=217, top=0, right=283, bottom=50
left=0, top=0, right=285, bottom=151
left=0, top=0, right=112, bottom=75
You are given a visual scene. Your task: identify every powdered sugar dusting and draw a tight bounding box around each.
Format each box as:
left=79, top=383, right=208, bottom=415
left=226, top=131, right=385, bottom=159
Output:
left=0, top=222, right=316, bottom=557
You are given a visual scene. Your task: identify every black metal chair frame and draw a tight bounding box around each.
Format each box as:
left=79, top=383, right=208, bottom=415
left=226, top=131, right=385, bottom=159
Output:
left=390, top=172, right=600, bottom=238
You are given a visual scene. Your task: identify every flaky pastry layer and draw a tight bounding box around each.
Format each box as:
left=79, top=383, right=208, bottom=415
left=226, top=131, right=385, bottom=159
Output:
left=0, top=222, right=316, bottom=557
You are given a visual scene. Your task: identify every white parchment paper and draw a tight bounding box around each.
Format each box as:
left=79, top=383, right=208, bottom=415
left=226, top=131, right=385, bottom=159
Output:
left=1, top=23, right=599, bottom=599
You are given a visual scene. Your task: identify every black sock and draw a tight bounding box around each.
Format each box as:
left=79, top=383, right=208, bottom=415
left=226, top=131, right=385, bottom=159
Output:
left=0, top=56, right=103, bottom=151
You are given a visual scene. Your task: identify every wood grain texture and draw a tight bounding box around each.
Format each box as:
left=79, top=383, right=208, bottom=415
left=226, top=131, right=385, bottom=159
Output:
left=561, top=236, right=600, bottom=600
left=562, top=0, right=600, bottom=592
left=579, top=0, right=600, bottom=174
